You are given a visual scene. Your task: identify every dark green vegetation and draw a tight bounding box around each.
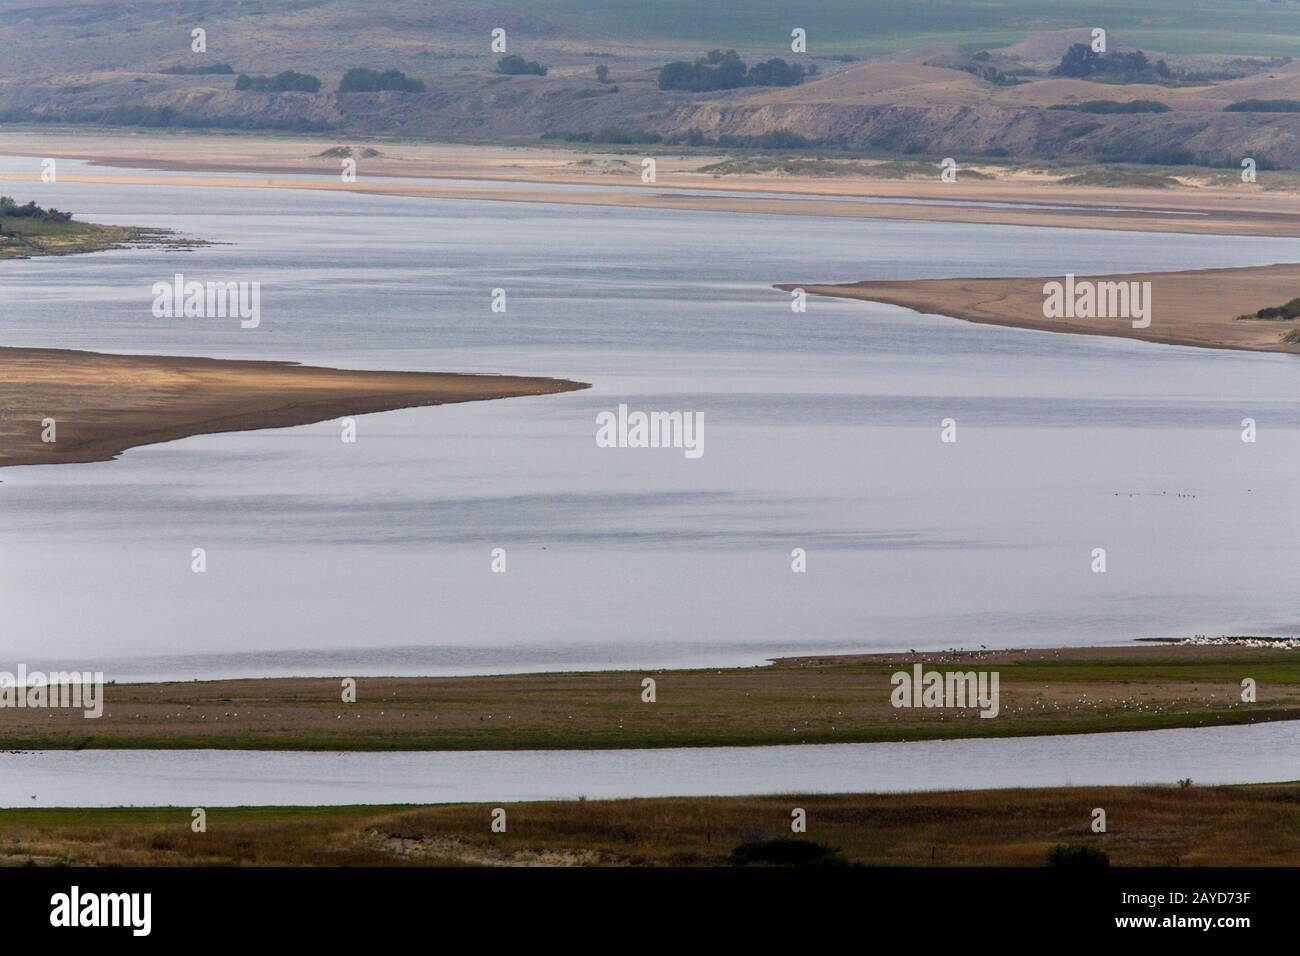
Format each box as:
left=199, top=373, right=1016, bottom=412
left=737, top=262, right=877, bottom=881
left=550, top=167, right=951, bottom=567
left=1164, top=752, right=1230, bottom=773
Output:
left=1237, top=297, right=1300, bottom=321
left=0, top=195, right=71, bottom=223
left=0, top=196, right=181, bottom=258
left=1048, top=843, right=1110, bottom=867
left=160, top=63, right=235, bottom=75
left=6, top=783, right=1300, bottom=866
left=1050, top=100, right=1171, bottom=114
left=957, top=61, right=1023, bottom=87
left=337, top=67, right=424, bottom=93
left=236, top=70, right=322, bottom=93
left=1052, top=44, right=1172, bottom=83
left=658, top=49, right=810, bottom=91
left=496, top=55, right=547, bottom=77
left=730, top=839, right=852, bottom=867
left=1225, top=99, right=1300, bottom=112
left=0, top=197, right=121, bottom=258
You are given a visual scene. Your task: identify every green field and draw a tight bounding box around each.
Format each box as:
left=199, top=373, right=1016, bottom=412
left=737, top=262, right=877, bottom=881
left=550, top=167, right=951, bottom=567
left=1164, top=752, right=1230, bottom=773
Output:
left=523, top=0, right=1300, bottom=56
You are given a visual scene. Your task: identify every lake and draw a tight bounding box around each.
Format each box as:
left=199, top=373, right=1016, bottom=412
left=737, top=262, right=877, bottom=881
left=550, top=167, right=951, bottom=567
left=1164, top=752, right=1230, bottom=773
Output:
left=2, top=155, right=1299, bottom=680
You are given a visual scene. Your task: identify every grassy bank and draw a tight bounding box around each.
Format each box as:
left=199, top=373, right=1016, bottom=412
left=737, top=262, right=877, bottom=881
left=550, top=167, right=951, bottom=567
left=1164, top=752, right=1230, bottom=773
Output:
left=4, top=782, right=1299, bottom=866
left=6, top=644, right=1296, bottom=751
left=0, top=216, right=169, bottom=258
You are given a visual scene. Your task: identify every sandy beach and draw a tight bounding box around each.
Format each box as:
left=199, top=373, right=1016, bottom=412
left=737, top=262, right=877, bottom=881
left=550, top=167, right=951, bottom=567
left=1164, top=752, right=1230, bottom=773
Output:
left=4, top=128, right=1300, bottom=237
left=0, top=346, right=586, bottom=468
left=782, top=263, right=1300, bottom=353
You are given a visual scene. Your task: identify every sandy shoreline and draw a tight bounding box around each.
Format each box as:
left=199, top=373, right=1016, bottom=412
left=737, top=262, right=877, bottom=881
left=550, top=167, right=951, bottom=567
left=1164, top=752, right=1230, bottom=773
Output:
left=4, top=128, right=1300, bottom=237
left=0, top=346, right=587, bottom=469
left=782, top=262, right=1300, bottom=354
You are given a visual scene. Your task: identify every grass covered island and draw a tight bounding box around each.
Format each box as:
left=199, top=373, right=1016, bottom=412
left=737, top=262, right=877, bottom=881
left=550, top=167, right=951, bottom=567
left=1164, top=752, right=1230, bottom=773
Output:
left=0, top=195, right=180, bottom=258
left=5, top=643, right=1296, bottom=751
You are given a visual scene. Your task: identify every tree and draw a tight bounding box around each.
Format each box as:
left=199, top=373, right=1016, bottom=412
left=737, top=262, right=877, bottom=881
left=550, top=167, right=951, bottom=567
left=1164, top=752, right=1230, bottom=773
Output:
left=496, top=55, right=547, bottom=76
left=595, top=64, right=609, bottom=83
left=1052, top=43, right=1102, bottom=78
left=235, top=71, right=321, bottom=93
left=337, top=68, right=425, bottom=93
left=657, top=50, right=804, bottom=92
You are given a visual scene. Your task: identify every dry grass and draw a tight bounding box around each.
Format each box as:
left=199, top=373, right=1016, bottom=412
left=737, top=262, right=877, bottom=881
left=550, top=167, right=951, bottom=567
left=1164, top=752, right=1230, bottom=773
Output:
left=5, top=645, right=1296, bottom=751
left=5, top=782, right=1299, bottom=867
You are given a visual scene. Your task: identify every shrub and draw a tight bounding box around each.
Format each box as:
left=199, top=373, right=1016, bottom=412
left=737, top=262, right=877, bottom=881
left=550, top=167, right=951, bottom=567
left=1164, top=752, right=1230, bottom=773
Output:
left=1224, top=99, right=1300, bottom=112
left=338, top=68, right=425, bottom=93
left=730, top=838, right=850, bottom=867
left=1047, top=843, right=1110, bottom=868
left=1050, top=99, right=1170, bottom=114
left=0, top=196, right=73, bottom=221
left=496, top=55, right=547, bottom=77
left=160, top=63, right=235, bottom=75
left=1051, top=44, right=1171, bottom=83
left=658, top=49, right=805, bottom=92
left=235, top=70, right=321, bottom=93
left=1236, top=300, right=1300, bottom=321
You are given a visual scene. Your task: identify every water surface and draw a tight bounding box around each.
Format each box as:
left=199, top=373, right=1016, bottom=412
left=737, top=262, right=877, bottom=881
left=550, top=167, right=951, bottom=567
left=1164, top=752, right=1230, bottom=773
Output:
left=1, top=721, right=1294, bottom=807
left=2, top=156, right=1298, bottom=679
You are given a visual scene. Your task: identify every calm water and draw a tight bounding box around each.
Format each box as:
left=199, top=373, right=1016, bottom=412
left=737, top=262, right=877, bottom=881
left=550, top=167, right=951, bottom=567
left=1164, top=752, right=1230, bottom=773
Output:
left=1, top=721, right=1295, bottom=807
left=2, top=156, right=1299, bottom=680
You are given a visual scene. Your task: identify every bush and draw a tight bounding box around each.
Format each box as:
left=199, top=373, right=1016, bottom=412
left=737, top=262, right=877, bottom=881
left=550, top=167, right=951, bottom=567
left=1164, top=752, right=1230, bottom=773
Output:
left=1051, top=44, right=1171, bottom=83
left=160, top=63, right=235, bottom=76
left=496, top=55, right=547, bottom=77
left=658, top=49, right=806, bottom=92
left=716, top=129, right=811, bottom=149
left=338, top=68, right=425, bottom=93
left=1236, top=298, right=1300, bottom=321
left=730, top=838, right=850, bottom=867
left=1050, top=99, right=1170, bottom=114
left=1047, top=843, right=1110, bottom=868
left=1098, top=144, right=1195, bottom=166
left=1224, top=99, right=1300, bottom=112
left=960, top=64, right=1021, bottom=87
left=0, top=196, right=73, bottom=222
left=235, top=70, right=321, bottom=93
